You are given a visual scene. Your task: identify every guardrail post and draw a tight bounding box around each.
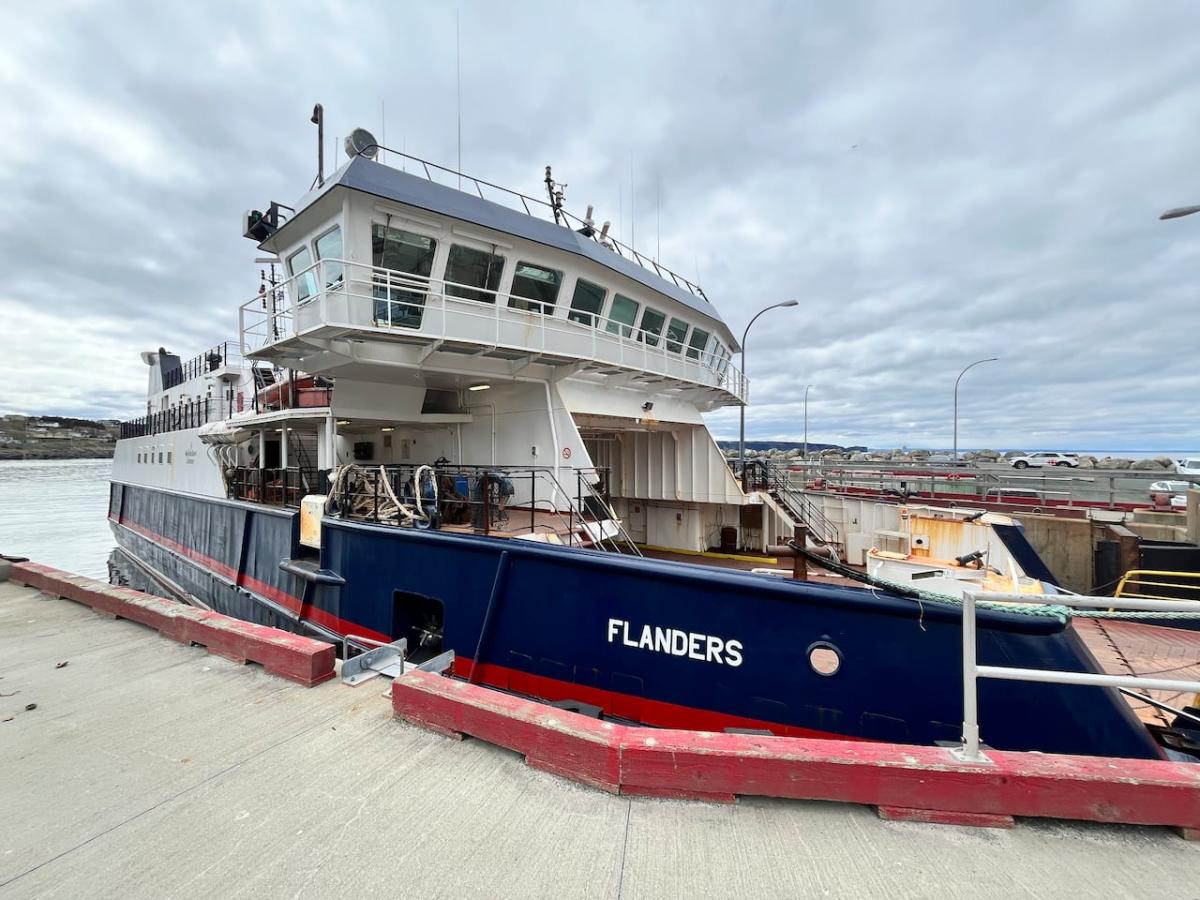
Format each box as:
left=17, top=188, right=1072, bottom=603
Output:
left=954, top=590, right=984, bottom=762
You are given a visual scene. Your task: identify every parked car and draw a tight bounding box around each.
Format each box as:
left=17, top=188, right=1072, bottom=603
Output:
left=1174, top=458, right=1200, bottom=478
left=1009, top=452, right=1079, bottom=469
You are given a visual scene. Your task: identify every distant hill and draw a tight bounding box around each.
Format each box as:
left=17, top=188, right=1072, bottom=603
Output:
left=0, top=414, right=117, bottom=460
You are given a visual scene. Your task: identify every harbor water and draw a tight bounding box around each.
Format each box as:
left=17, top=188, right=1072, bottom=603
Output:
left=0, top=459, right=114, bottom=580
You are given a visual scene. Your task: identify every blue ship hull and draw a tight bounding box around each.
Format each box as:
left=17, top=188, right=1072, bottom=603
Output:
left=108, top=480, right=1163, bottom=760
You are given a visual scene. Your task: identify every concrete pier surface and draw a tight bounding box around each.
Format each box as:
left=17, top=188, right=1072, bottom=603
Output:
left=2, top=580, right=1198, bottom=900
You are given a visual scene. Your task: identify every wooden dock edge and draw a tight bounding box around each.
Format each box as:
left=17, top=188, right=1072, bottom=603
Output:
left=392, top=669, right=1200, bottom=838
left=8, top=561, right=335, bottom=686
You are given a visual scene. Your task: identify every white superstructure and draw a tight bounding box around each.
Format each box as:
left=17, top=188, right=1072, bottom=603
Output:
left=114, top=138, right=796, bottom=553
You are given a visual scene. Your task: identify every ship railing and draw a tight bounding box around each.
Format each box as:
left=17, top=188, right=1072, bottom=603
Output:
left=239, top=259, right=746, bottom=404
left=1114, top=570, right=1200, bottom=604
left=229, top=466, right=321, bottom=508
left=118, top=397, right=214, bottom=439
left=957, top=590, right=1200, bottom=762
left=360, top=147, right=708, bottom=303
left=737, top=459, right=840, bottom=545
left=161, top=341, right=243, bottom=391
left=777, top=464, right=1087, bottom=512
left=786, top=459, right=1145, bottom=511
left=334, top=462, right=641, bottom=555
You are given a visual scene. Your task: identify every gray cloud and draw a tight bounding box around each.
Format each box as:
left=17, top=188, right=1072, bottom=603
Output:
left=0, top=1, right=1197, bottom=451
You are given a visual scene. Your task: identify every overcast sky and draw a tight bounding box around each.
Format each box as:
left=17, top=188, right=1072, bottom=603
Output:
left=1, top=1, right=1198, bottom=450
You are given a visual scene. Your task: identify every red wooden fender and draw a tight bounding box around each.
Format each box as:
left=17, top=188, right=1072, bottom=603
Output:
left=9, top=562, right=335, bottom=686
left=392, top=669, right=1200, bottom=836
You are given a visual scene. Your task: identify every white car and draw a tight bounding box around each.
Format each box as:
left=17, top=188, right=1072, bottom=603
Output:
left=1174, top=458, right=1200, bottom=477
left=1009, top=452, right=1079, bottom=470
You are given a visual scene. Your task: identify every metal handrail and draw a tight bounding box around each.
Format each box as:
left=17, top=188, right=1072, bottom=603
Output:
left=239, top=258, right=746, bottom=403
left=740, top=459, right=840, bottom=545
left=332, top=462, right=640, bottom=555
left=118, top=397, right=215, bottom=439
left=956, top=590, right=1200, bottom=761
left=1115, top=570, right=1200, bottom=603
left=161, top=341, right=243, bottom=391
left=783, top=460, right=1150, bottom=512
left=357, top=146, right=709, bottom=302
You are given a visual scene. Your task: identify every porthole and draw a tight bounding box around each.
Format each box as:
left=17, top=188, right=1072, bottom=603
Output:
left=807, top=641, right=842, bottom=677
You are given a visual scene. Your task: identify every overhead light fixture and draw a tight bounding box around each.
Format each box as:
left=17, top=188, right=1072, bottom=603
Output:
left=468, top=383, right=491, bottom=392
left=344, top=127, right=380, bottom=160
left=336, top=419, right=350, bottom=425
left=381, top=426, right=395, bottom=432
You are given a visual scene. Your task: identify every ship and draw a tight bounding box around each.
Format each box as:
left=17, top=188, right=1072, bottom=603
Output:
left=107, top=114, right=1188, bottom=761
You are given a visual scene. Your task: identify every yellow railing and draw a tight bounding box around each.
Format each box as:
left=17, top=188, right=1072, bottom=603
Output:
left=1115, top=569, right=1200, bottom=603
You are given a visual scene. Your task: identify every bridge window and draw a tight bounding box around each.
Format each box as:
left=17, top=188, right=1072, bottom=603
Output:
left=314, top=226, right=343, bottom=289
left=372, top=224, right=437, bottom=329
left=639, top=307, right=666, bottom=346
left=605, top=294, right=639, bottom=338
left=715, top=343, right=731, bottom=375
left=665, top=317, right=690, bottom=354
left=568, top=279, right=606, bottom=326
left=509, top=262, right=562, bottom=313
left=445, top=244, right=504, bottom=303
left=288, top=246, right=318, bottom=302
left=686, top=328, right=711, bottom=361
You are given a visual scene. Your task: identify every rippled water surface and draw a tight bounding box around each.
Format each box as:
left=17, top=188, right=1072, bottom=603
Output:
left=0, top=459, right=114, bottom=579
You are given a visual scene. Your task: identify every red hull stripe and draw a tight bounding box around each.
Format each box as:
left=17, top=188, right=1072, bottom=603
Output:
left=450, top=656, right=867, bottom=742
left=113, top=517, right=391, bottom=645
left=114, top=514, right=847, bottom=737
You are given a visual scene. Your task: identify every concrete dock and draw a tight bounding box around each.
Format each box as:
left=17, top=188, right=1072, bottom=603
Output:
left=2, top=579, right=1198, bottom=899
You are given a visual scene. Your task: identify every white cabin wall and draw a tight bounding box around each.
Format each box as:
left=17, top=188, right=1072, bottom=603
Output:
left=112, top=429, right=226, bottom=498
left=331, top=380, right=426, bottom=420
left=602, top=425, right=743, bottom=506
left=333, top=426, right=457, bottom=468
left=556, top=379, right=705, bottom=426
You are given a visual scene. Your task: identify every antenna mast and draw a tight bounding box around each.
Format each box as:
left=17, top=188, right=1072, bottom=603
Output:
left=456, top=9, right=462, bottom=189
left=629, top=155, right=635, bottom=251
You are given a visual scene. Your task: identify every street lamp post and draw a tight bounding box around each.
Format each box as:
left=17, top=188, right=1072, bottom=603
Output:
left=953, top=358, right=998, bottom=461
left=803, top=384, right=812, bottom=460
left=738, top=300, right=800, bottom=473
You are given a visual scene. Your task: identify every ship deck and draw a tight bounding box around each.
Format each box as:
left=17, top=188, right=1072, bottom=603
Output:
left=1075, top=618, right=1200, bottom=727
left=2, top=575, right=1196, bottom=898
